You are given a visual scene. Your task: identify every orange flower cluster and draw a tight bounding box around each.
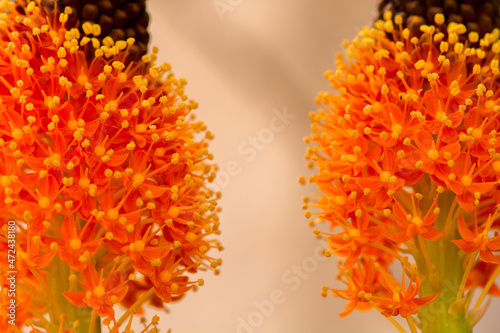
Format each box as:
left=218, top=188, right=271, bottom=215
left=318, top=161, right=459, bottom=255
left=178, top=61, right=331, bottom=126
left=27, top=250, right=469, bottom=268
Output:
left=0, top=1, right=221, bottom=332
left=303, top=11, right=500, bottom=332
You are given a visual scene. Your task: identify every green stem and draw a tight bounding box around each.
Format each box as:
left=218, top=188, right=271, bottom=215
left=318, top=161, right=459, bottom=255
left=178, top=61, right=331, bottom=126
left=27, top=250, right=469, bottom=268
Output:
left=46, top=255, right=101, bottom=333
left=417, top=191, right=472, bottom=333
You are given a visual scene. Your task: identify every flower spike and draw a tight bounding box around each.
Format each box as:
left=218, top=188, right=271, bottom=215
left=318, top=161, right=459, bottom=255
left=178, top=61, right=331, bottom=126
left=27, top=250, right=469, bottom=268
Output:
left=304, top=3, right=500, bottom=332
left=0, top=1, right=221, bottom=332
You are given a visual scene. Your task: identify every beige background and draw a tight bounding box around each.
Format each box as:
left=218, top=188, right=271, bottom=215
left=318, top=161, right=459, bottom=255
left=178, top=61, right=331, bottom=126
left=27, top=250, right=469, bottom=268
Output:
left=143, top=1, right=500, bottom=332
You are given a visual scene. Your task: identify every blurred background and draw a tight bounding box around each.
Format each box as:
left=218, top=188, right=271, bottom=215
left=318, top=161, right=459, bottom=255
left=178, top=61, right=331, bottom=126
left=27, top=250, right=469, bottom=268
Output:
left=143, top=1, right=500, bottom=332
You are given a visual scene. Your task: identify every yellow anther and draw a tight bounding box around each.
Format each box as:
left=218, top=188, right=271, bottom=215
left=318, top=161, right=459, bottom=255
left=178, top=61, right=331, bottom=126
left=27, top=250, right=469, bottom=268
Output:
left=151, top=258, right=161, bottom=267
left=433, top=13, right=445, bottom=25
left=69, top=238, right=81, bottom=250
left=91, top=24, right=101, bottom=36
left=461, top=175, right=472, bottom=187
left=94, top=145, right=106, bottom=156
left=93, top=285, right=105, bottom=297
left=80, top=37, right=91, bottom=47
left=57, top=47, right=67, bottom=58
left=469, top=31, right=479, bottom=43
left=38, top=197, right=50, bottom=209
left=82, top=22, right=93, bottom=35
left=59, top=13, right=68, bottom=23
left=107, top=209, right=119, bottom=220
left=454, top=42, right=464, bottom=54
left=116, top=40, right=128, bottom=50
left=380, top=171, right=391, bottom=183
left=102, top=36, right=114, bottom=47
left=427, top=149, right=439, bottom=160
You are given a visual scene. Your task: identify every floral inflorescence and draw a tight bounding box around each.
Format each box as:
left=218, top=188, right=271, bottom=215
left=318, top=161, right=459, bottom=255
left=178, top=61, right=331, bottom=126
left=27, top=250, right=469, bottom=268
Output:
left=0, top=1, right=221, bottom=332
left=304, top=9, right=500, bottom=333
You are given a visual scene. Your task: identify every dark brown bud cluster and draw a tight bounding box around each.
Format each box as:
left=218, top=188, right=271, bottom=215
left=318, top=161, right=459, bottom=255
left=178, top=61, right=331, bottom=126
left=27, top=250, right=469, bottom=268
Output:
left=378, top=0, right=500, bottom=36
left=41, top=0, right=150, bottom=60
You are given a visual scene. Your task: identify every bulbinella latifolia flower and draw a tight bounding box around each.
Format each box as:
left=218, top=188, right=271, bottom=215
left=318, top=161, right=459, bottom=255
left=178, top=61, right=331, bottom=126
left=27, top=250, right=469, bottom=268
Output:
left=302, top=8, right=500, bottom=333
left=0, top=1, right=222, bottom=332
